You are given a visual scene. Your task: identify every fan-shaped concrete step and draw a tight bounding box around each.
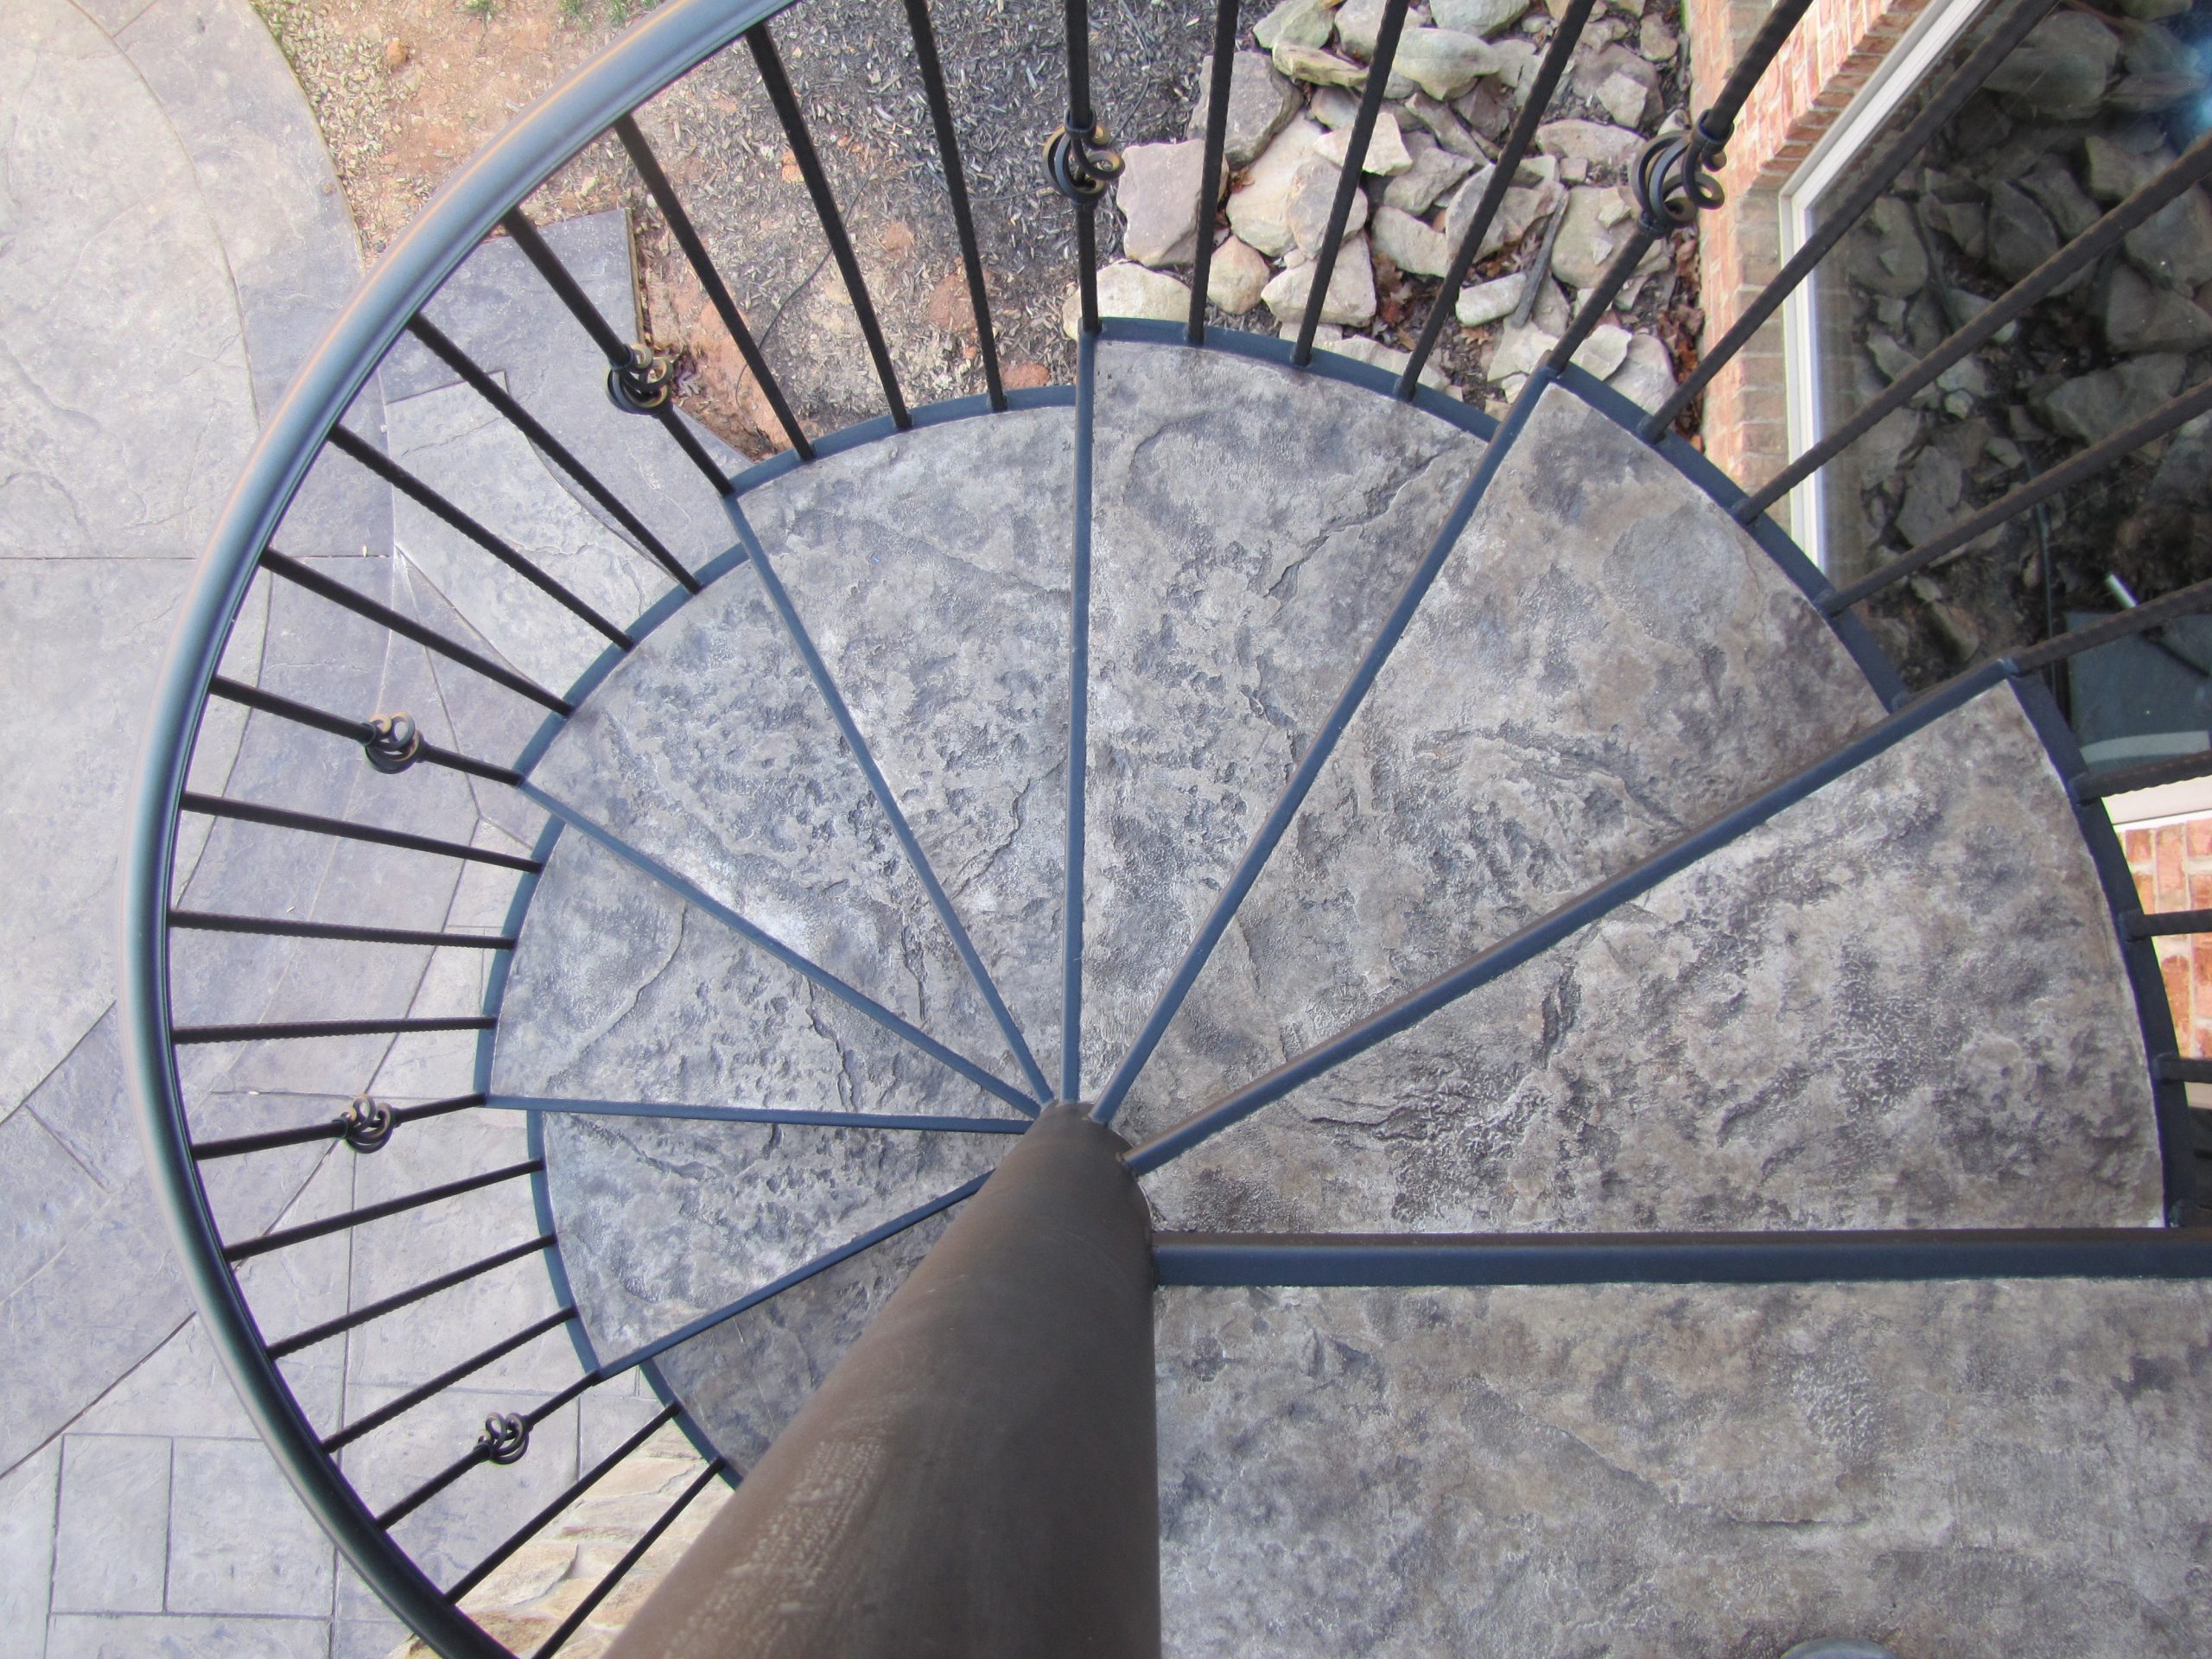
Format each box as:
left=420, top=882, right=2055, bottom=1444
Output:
left=485, top=336, right=2183, bottom=1649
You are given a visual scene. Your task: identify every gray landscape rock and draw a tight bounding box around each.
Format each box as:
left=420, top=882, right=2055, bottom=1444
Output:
left=1442, top=167, right=1563, bottom=258
left=1065, top=262, right=1192, bottom=335
left=1384, top=130, right=1476, bottom=213
left=2105, top=264, right=2212, bottom=352
left=1186, top=52, right=1302, bottom=168
left=1455, top=270, right=1524, bottom=324
left=1227, top=116, right=1327, bottom=256
left=1252, top=0, right=1334, bottom=51
left=1895, top=446, right=1964, bottom=546
left=1307, top=86, right=1361, bottom=128
left=1866, top=331, right=1916, bottom=383
left=2021, top=156, right=2101, bottom=239
left=1573, top=321, right=1631, bottom=380
left=1549, top=184, right=1633, bottom=289
left=1846, top=196, right=1930, bottom=297
left=1983, top=12, right=2119, bottom=120
left=1488, top=35, right=1537, bottom=99
left=1392, top=28, right=1497, bottom=99
left=1370, top=203, right=1452, bottom=275
left=1287, top=154, right=1371, bottom=251
left=1315, top=108, right=1414, bottom=174
left=1326, top=332, right=1452, bottom=390
left=1273, top=41, right=1382, bottom=92
left=1262, top=236, right=1380, bottom=326
left=1115, top=140, right=1215, bottom=269
left=2084, top=134, right=2171, bottom=203
left=1987, top=181, right=2062, bottom=283
left=1487, top=321, right=1556, bottom=381
left=1537, top=118, right=1643, bottom=172
left=1402, top=90, right=1488, bottom=159
left=1431, top=0, right=1527, bottom=35
left=1605, top=330, right=1675, bottom=412
left=1205, top=236, right=1272, bottom=314
left=2125, top=184, right=2212, bottom=289
left=2149, top=412, right=2212, bottom=501
left=2037, top=353, right=2184, bottom=442
left=1596, top=70, right=1653, bottom=128
left=1334, top=0, right=1420, bottom=60
left=1639, top=13, right=1677, bottom=60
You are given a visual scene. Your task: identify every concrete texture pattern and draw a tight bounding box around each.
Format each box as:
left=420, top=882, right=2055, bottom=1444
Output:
left=1157, top=1278, right=2212, bottom=1658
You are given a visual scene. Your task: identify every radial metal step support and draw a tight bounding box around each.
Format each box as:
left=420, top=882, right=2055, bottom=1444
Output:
left=600, top=1103, right=1159, bottom=1659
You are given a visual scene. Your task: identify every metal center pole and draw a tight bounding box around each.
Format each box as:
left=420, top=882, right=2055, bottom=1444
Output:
left=604, top=1103, right=1160, bottom=1658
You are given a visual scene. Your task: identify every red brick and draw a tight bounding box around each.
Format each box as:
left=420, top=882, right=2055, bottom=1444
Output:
left=2126, top=827, right=2154, bottom=864
left=2158, top=827, right=2187, bottom=907
left=2189, top=817, right=2212, bottom=861
left=2162, top=949, right=2192, bottom=1031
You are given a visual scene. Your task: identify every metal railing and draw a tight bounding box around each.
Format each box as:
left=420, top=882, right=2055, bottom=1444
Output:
left=121, top=0, right=2212, bottom=1650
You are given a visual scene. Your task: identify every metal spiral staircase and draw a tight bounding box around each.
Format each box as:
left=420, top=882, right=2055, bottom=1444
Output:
left=123, top=0, right=2212, bottom=1651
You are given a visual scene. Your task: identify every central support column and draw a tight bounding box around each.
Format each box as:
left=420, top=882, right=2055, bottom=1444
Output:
left=606, top=1103, right=1160, bottom=1659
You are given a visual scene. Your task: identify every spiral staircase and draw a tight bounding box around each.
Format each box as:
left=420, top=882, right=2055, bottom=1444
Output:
left=124, top=0, right=2212, bottom=1651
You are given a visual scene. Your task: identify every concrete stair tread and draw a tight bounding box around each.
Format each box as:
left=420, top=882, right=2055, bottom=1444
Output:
left=1138, top=683, right=2163, bottom=1234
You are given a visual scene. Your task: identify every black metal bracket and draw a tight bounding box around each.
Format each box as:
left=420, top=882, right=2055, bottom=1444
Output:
left=1632, top=111, right=1730, bottom=236
left=364, top=714, right=422, bottom=775
left=605, top=342, right=676, bottom=413
left=341, top=1096, right=397, bottom=1153
left=479, top=1412, right=531, bottom=1465
left=1044, top=119, right=1123, bottom=203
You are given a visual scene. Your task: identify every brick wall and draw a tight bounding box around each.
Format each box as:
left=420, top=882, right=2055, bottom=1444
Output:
left=1681, top=0, right=1935, bottom=508
left=2123, top=820, right=2212, bottom=1061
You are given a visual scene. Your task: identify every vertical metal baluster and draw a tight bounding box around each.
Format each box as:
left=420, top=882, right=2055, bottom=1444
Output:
left=1291, top=0, right=1410, bottom=366
left=499, top=208, right=734, bottom=493
left=613, top=114, right=816, bottom=458
left=1395, top=0, right=1596, bottom=397
left=1637, top=0, right=2057, bottom=441
left=902, top=0, right=1007, bottom=409
left=1545, top=0, right=1819, bottom=377
left=1185, top=0, right=1242, bottom=345
left=1048, top=0, right=1119, bottom=336
left=747, top=24, right=912, bottom=429
left=405, top=315, right=702, bottom=589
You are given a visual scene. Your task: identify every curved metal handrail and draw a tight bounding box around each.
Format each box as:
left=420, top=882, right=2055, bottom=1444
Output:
left=119, top=0, right=2212, bottom=1643
left=120, top=1, right=791, bottom=1650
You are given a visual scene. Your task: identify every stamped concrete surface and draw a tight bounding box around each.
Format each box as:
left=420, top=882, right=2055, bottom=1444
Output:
left=1114, top=379, right=1887, bottom=1141
left=1079, top=340, right=1487, bottom=1095
left=1157, top=1278, right=2212, bottom=1659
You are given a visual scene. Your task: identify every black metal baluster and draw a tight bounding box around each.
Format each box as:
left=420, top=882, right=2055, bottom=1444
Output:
left=1396, top=0, right=1597, bottom=397
left=224, top=1161, right=543, bottom=1260
left=205, top=677, right=524, bottom=786
left=174, top=1014, right=498, bottom=1046
left=1047, top=0, right=1120, bottom=335
left=191, top=1093, right=485, bottom=1160
left=442, top=1401, right=683, bottom=1601
left=1637, top=0, right=2057, bottom=441
left=1185, top=0, right=1241, bottom=344
left=326, top=426, right=634, bottom=647
left=1293, top=0, right=1411, bottom=366
left=529, top=1461, right=728, bottom=1659
left=405, top=315, right=704, bottom=589
left=258, top=550, right=572, bottom=714
left=499, top=208, right=735, bottom=493
left=611, top=116, right=816, bottom=456
left=1823, top=378, right=2212, bottom=612
left=1546, top=0, right=1820, bottom=377
left=168, top=911, right=516, bottom=949
left=268, top=1236, right=556, bottom=1358
left=1735, top=130, right=2212, bottom=524
left=899, top=0, right=1006, bottom=408
left=179, top=795, right=541, bottom=870
left=321, top=1308, right=581, bottom=1452
left=747, top=26, right=911, bottom=429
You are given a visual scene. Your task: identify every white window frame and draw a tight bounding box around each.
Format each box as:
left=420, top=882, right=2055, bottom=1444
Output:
left=1774, top=0, right=1997, bottom=569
